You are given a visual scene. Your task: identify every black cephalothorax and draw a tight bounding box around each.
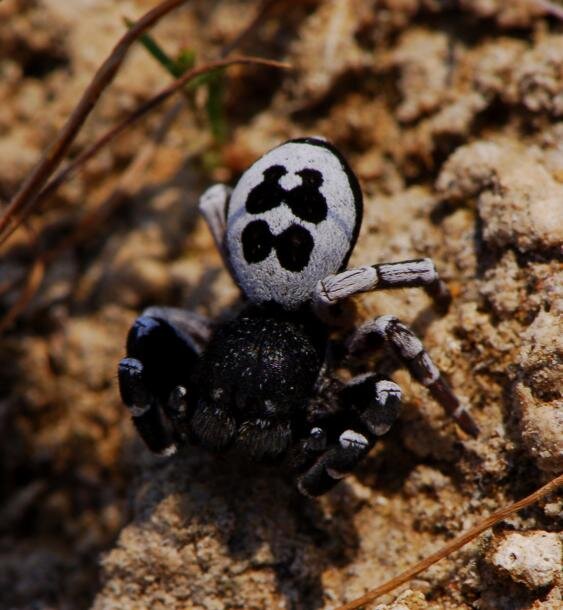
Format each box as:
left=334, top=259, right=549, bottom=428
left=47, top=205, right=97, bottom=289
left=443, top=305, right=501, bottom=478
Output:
left=118, top=138, right=479, bottom=496
left=190, top=304, right=327, bottom=458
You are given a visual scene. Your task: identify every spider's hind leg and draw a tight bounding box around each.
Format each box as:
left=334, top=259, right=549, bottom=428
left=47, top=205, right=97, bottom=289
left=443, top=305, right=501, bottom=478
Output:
left=348, top=315, right=479, bottom=437
left=118, top=307, right=212, bottom=455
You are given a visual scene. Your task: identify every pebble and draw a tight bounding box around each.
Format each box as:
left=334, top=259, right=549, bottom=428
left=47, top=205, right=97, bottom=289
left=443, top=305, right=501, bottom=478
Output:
left=488, top=531, right=562, bottom=589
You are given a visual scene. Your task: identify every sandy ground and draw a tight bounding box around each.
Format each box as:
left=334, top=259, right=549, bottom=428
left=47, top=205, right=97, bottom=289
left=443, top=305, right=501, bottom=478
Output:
left=0, top=1, right=561, bottom=609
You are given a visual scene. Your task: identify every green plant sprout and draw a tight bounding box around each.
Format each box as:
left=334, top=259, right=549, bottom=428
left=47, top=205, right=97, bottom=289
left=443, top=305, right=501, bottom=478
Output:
left=124, top=17, right=227, bottom=144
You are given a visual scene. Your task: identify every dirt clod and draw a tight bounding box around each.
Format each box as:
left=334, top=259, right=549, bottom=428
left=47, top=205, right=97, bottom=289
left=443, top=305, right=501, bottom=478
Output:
left=487, top=530, right=562, bottom=589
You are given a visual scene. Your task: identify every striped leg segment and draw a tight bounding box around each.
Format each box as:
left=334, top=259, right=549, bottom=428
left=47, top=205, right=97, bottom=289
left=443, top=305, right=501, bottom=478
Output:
left=313, top=258, right=452, bottom=314
left=348, top=316, right=480, bottom=438
left=118, top=308, right=211, bottom=455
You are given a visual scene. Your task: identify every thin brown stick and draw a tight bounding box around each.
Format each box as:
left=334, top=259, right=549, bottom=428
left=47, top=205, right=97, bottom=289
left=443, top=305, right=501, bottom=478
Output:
left=534, top=0, right=563, bottom=20
left=220, top=0, right=280, bottom=57
left=37, top=56, right=289, bottom=211
left=0, top=103, right=180, bottom=333
left=335, top=474, right=563, bottom=610
left=0, top=0, right=188, bottom=244
left=0, top=56, right=289, bottom=248
left=0, top=256, right=45, bottom=334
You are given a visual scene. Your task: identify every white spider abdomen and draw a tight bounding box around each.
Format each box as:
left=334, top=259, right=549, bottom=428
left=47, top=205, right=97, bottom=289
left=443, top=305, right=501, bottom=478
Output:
left=225, top=138, right=362, bottom=310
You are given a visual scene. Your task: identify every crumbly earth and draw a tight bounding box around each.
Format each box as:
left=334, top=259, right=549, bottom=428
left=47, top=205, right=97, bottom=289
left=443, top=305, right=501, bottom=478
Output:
left=0, top=1, right=561, bottom=609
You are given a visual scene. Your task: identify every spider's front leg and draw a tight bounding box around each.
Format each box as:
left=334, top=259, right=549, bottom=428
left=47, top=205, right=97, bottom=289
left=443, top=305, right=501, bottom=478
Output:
left=118, top=307, right=212, bottom=455
left=312, top=257, right=479, bottom=436
left=348, top=316, right=480, bottom=437
left=313, top=258, right=452, bottom=315
left=199, top=183, right=232, bottom=267
left=294, top=426, right=374, bottom=497
left=293, top=374, right=402, bottom=496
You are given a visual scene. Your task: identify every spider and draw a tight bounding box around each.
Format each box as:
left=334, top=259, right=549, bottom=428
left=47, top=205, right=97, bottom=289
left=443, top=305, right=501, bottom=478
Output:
left=118, top=137, right=479, bottom=497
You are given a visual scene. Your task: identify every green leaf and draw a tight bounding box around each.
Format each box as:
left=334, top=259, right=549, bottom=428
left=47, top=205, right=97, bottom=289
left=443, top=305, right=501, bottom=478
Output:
left=125, top=18, right=228, bottom=144
left=123, top=17, right=184, bottom=78
left=205, top=70, right=228, bottom=143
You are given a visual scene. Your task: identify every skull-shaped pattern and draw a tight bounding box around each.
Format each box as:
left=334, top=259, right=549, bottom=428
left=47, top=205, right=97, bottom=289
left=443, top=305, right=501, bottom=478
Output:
left=225, top=138, right=362, bottom=309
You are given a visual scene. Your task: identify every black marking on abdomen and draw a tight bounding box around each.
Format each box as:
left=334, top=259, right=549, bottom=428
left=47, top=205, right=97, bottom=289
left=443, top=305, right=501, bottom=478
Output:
left=246, top=165, right=287, bottom=214
left=245, top=166, right=327, bottom=225
left=285, top=169, right=327, bottom=224
left=242, top=220, right=274, bottom=263
left=241, top=221, right=314, bottom=272
left=276, top=224, right=314, bottom=272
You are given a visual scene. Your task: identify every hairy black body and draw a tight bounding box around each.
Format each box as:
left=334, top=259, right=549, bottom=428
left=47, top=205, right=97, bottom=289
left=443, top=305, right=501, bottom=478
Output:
left=190, top=305, right=327, bottom=458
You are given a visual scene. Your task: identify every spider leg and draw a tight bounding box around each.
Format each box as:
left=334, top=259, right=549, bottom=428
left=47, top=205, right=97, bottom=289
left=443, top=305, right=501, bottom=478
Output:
left=118, top=357, right=176, bottom=455
left=199, top=183, right=232, bottom=266
left=348, top=315, right=480, bottom=437
left=340, top=373, right=402, bottom=437
left=293, top=374, right=401, bottom=496
left=295, top=426, right=375, bottom=497
left=118, top=308, right=212, bottom=455
left=313, top=258, right=451, bottom=315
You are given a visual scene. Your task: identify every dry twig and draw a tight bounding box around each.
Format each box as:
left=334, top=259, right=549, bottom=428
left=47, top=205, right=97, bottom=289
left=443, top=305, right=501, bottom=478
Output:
left=534, top=0, right=563, bottom=20
left=335, top=473, right=563, bottom=610
left=0, top=0, right=188, bottom=245
left=220, top=0, right=280, bottom=57
left=0, top=0, right=290, bottom=333
left=34, top=56, right=289, bottom=222
left=0, top=58, right=288, bottom=334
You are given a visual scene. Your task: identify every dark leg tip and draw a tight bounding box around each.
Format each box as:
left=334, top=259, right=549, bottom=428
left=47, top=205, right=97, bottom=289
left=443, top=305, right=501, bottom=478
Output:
left=119, top=356, right=143, bottom=375
left=459, top=411, right=480, bottom=438
left=425, top=279, right=452, bottom=314
left=118, top=357, right=150, bottom=406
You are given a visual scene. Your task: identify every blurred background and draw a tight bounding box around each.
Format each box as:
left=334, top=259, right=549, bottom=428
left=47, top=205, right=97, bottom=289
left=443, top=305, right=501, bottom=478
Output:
left=0, top=1, right=561, bottom=609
